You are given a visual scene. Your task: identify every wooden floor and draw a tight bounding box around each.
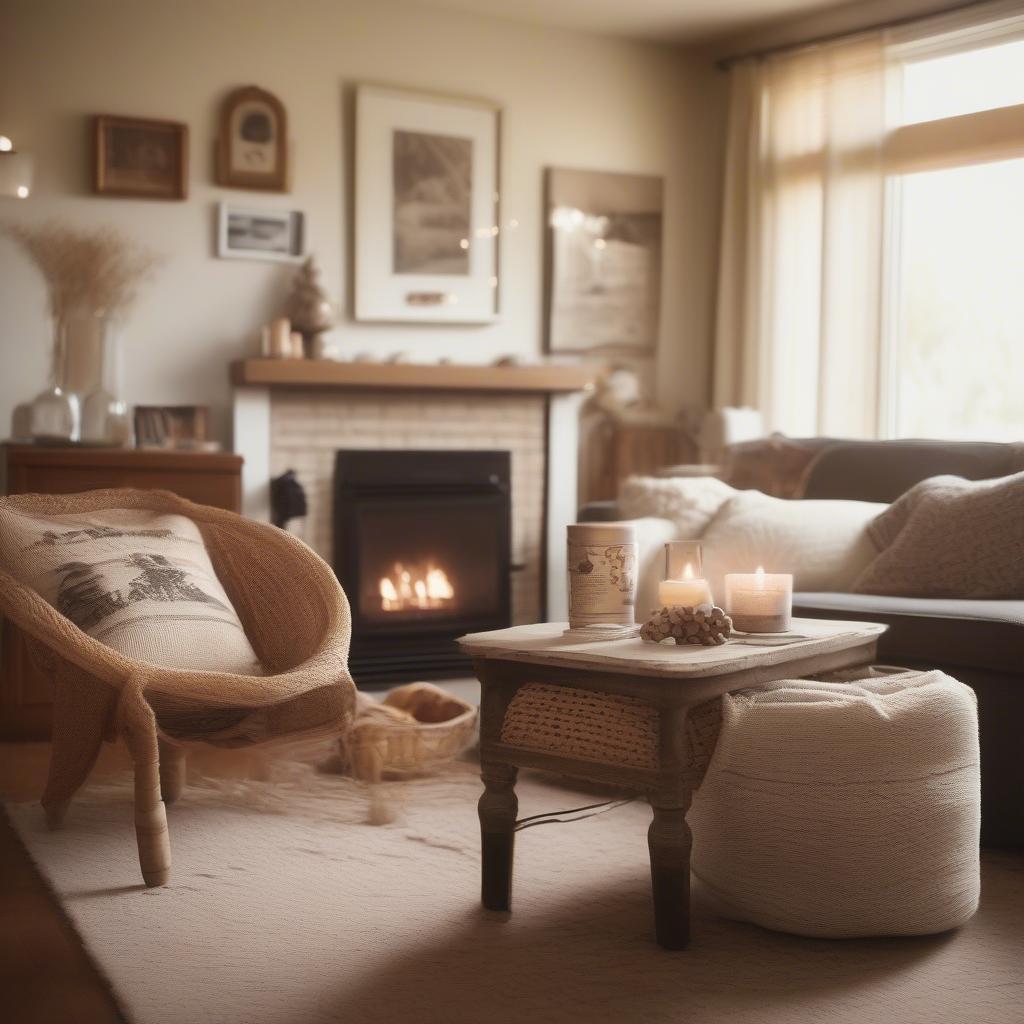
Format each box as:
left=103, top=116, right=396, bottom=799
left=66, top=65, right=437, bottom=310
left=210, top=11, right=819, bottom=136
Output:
left=1, top=760, right=127, bottom=1024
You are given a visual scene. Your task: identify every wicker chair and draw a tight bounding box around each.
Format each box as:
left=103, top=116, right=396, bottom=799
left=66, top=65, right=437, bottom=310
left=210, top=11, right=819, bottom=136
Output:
left=0, top=489, right=357, bottom=887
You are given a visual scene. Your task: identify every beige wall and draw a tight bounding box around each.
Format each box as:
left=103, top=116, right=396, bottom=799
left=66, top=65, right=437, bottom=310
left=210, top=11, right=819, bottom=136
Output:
left=0, top=0, right=726, bottom=443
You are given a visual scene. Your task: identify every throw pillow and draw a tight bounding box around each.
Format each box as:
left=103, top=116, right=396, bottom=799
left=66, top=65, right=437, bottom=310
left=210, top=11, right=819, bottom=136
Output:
left=854, top=472, right=1024, bottom=598
left=618, top=475, right=736, bottom=539
left=0, top=505, right=263, bottom=675
left=700, top=490, right=885, bottom=603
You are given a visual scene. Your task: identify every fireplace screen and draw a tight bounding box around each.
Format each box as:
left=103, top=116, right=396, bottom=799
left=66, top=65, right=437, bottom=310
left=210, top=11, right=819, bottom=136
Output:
left=334, top=450, right=511, bottom=685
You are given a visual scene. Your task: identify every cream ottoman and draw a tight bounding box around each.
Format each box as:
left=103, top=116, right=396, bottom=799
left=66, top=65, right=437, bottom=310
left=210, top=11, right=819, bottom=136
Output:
left=688, top=669, right=980, bottom=938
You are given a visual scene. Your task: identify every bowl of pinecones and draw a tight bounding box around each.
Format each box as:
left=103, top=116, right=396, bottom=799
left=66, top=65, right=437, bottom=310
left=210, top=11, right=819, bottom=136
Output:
left=640, top=603, right=733, bottom=646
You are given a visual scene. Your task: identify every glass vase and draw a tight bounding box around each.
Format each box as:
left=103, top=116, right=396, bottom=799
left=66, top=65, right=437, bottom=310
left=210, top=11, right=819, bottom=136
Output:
left=81, top=318, right=133, bottom=446
left=30, top=315, right=80, bottom=443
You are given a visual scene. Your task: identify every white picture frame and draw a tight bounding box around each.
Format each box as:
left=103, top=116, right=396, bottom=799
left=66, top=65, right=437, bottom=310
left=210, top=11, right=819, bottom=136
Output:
left=217, top=203, right=304, bottom=262
left=355, top=85, right=500, bottom=323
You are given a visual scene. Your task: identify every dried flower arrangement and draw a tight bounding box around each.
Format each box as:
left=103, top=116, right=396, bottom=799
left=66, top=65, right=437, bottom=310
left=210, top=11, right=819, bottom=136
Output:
left=4, top=221, right=162, bottom=322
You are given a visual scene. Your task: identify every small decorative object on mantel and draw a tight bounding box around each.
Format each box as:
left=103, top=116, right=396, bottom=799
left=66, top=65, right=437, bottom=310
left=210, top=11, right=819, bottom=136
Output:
left=725, top=568, right=793, bottom=633
left=216, top=85, right=288, bottom=191
left=5, top=222, right=161, bottom=445
left=567, top=522, right=637, bottom=630
left=94, top=115, right=188, bottom=200
left=640, top=604, right=733, bottom=646
left=285, top=255, right=335, bottom=355
left=261, top=317, right=302, bottom=359
left=354, top=84, right=499, bottom=323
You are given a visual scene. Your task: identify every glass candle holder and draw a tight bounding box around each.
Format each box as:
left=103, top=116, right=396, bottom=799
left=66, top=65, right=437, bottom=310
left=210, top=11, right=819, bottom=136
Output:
left=724, top=568, right=793, bottom=633
left=658, top=541, right=713, bottom=607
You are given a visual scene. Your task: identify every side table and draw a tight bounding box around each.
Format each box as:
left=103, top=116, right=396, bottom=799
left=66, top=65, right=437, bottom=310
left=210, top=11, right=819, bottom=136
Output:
left=459, top=618, right=886, bottom=949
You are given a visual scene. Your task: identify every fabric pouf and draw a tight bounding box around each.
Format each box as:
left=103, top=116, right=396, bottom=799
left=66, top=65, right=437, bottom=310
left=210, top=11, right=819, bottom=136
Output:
left=688, top=670, right=980, bottom=938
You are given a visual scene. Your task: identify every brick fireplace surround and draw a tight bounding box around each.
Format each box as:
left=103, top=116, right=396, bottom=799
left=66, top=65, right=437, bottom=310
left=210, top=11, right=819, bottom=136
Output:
left=231, top=360, right=595, bottom=623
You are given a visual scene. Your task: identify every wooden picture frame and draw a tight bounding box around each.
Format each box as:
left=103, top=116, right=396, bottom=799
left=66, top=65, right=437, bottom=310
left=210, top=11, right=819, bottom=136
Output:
left=94, top=115, right=188, bottom=200
left=216, top=86, right=288, bottom=191
left=354, top=84, right=500, bottom=323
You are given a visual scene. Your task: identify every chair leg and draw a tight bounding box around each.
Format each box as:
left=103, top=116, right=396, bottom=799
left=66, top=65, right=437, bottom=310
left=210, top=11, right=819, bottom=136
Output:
left=134, top=759, right=171, bottom=887
left=158, top=740, right=187, bottom=805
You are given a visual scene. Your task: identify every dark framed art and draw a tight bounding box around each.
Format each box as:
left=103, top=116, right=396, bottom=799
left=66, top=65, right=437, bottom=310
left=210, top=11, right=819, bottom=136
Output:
left=94, top=115, right=188, bottom=200
left=216, top=85, right=288, bottom=191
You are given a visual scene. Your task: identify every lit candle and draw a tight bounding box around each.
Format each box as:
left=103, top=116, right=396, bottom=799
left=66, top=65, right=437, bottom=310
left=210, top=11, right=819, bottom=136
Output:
left=724, top=566, right=793, bottom=633
left=655, top=561, right=712, bottom=606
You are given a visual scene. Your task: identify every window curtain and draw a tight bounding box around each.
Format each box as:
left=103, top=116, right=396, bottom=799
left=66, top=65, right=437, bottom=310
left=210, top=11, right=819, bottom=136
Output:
left=713, top=34, right=888, bottom=438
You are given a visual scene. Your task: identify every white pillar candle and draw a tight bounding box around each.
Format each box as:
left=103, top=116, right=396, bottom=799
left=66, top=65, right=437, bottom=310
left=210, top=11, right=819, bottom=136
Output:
left=658, top=561, right=713, bottom=609
left=724, top=566, right=793, bottom=633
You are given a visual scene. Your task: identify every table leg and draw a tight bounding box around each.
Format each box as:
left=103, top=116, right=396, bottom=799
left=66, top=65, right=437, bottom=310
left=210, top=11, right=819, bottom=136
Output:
left=479, top=761, right=518, bottom=911
left=648, top=798, right=693, bottom=949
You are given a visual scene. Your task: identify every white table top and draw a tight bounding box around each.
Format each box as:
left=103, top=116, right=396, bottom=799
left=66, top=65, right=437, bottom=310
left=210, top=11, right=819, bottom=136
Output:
left=458, top=618, right=886, bottom=680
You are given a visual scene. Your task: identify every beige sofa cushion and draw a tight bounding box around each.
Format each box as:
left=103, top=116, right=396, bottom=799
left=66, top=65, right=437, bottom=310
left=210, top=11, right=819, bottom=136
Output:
left=855, top=472, right=1024, bottom=598
left=618, top=475, right=735, bottom=539
left=700, top=490, right=885, bottom=603
left=0, top=505, right=262, bottom=675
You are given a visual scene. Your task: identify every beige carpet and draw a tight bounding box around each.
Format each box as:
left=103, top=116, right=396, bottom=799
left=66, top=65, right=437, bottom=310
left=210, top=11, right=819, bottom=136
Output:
left=6, top=740, right=1023, bottom=1024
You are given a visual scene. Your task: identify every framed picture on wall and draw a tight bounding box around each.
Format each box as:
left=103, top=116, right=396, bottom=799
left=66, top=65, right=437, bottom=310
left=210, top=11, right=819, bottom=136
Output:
left=94, top=115, right=188, bottom=200
left=354, top=85, right=500, bottom=323
left=216, top=86, right=288, bottom=191
left=544, top=168, right=663, bottom=355
left=217, top=203, right=304, bottom=262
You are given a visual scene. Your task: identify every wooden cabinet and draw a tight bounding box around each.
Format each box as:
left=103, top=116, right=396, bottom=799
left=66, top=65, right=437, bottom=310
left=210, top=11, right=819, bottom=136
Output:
left=0, top=445, right=243, bottom=739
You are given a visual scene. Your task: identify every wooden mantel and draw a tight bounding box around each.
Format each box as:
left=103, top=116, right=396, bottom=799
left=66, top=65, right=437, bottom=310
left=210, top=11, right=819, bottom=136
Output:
left=231, top=358, right=597, bottom=395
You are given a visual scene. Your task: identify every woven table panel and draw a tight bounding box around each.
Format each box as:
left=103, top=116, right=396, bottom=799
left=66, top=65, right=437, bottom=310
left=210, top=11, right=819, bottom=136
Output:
left=499, top=683, right=660, bottom=771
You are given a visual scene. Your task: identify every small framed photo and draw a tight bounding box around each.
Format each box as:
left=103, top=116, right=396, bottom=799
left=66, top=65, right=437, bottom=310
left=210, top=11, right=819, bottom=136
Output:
left=355, top=85, right=500, bottom=323
left=216, top=86, right=288, bottom=191
left=94, top=115, right=188, bottom=200
left=217, top=203, right=304, bottom=262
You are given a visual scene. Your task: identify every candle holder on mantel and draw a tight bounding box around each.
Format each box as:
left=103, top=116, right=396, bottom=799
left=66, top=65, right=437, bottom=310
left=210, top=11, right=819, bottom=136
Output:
left=657, top=541, right=714, bottom=608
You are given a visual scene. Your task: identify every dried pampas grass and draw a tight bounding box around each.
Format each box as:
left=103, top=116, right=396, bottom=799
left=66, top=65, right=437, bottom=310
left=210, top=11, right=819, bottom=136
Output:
left=4, top=221, right=162, bottom=321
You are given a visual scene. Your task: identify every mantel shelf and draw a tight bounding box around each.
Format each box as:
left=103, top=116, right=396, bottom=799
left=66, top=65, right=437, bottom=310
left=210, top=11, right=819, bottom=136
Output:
left=230, top=358, right=597, bottom=395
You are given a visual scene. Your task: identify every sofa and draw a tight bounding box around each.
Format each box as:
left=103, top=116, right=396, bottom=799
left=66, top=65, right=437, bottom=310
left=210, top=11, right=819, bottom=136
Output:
left=581, top=439, right=1024, bottom=847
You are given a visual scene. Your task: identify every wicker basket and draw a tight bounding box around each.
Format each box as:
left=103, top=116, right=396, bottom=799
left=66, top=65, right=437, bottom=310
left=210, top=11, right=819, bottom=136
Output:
left=347, top=682, right=478, bottom=782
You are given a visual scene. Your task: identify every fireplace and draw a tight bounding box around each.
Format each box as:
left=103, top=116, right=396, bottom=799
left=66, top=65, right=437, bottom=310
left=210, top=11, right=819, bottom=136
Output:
left=334, top=450, right=512, bottom=685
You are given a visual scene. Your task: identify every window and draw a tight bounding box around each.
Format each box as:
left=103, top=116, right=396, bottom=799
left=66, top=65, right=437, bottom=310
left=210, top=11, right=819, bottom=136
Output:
left=883, top=29, right=1024, bottom=441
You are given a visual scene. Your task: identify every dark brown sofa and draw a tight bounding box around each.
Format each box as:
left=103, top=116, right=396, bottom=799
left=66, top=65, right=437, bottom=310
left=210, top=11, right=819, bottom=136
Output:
left=582, top=438, right=1024, bottom=847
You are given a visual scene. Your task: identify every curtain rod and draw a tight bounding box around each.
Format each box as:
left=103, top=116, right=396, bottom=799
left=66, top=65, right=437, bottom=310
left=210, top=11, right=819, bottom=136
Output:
left=714, top=0, right=993, bottom=70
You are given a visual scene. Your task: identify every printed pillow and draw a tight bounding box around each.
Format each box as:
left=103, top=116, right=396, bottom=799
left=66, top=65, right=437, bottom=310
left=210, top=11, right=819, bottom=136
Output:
left=700, top=491, right=886, bottom=603
left=0, top=506, right=263, bottom=675
left=854, top=472, right=1024, bottom=598
left=618, top=475, right=736, bottom=539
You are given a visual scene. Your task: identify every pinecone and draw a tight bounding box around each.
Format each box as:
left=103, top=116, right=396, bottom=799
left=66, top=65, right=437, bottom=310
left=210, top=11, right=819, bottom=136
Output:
left=640, top=603, right=733, bottom=646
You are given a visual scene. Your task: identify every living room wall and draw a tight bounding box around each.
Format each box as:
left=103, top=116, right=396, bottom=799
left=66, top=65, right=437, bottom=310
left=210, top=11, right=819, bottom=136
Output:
left=0, top=0, right=726, bottom=443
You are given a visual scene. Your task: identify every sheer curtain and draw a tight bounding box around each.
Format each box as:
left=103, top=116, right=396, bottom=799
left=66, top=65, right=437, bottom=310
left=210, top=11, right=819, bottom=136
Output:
left=714, top=34, right=887, bottom=437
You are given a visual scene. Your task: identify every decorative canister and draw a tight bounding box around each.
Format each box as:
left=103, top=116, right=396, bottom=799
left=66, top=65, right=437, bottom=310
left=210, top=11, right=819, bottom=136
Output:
left=567, top=523, right=638, bottom=628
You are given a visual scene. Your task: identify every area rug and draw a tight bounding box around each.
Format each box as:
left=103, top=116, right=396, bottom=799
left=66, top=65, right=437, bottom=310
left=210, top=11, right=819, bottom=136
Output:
left=7, top=741, right=1023, bottom=1024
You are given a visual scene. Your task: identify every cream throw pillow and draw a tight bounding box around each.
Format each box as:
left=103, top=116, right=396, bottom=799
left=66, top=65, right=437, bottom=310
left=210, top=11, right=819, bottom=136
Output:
left=700, top=491, right=885, bottom=601
left=0, top=506, right=262, bottom=675
left=854, top=472, right=1024, bottom=598
left=618, top=475, right=736, bottom=539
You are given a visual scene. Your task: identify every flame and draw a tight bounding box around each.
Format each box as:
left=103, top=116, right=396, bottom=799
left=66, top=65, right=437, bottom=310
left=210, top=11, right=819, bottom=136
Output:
left=683, top=562, right=694, bottom=580
left=755, top=565, right=766, bottom=589
left=379, top=562, right=455, bottom=612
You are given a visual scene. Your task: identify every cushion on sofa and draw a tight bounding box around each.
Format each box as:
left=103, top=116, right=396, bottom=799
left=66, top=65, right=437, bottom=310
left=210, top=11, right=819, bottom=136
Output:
left=699, top=490, right=885, bottom=603
left=618, top=475, right=735, bottom=539
left=854, top=472, right=1024, bottom=599
left=0, top=505, right=262, bottom=676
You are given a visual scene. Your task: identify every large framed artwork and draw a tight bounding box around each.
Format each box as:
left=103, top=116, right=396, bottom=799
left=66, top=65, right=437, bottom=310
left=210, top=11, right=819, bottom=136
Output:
left=545, top=168, right=663, bottom=355
left=355, top=85, right=500, bottom=323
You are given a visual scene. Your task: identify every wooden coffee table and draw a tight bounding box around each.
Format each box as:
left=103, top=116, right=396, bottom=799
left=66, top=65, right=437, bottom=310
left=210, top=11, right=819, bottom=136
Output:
left=459, top=618, right=887, bottom=949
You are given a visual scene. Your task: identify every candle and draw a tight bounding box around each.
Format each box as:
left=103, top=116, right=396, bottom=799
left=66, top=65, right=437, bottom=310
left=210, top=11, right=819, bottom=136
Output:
left=658, top=543, right=713, bottom=607
left=724, top=566, right=793, bottom=633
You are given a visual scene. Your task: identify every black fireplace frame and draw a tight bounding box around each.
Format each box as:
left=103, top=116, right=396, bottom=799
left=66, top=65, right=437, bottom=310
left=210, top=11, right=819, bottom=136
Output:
left=334, top=449, right=512, bottom=686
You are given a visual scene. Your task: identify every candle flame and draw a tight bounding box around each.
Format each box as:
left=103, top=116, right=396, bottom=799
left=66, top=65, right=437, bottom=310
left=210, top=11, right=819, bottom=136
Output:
left=683, top=562, right=694, bottom=580
left=755, top=565, right=765, bottom=589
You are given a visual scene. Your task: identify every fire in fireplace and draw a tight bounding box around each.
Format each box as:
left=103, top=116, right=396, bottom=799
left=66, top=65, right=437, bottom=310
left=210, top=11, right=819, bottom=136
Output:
left=334, top=450, right=512, bottom=685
